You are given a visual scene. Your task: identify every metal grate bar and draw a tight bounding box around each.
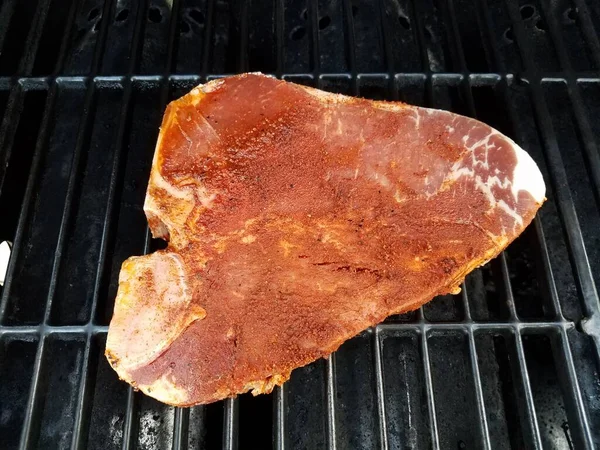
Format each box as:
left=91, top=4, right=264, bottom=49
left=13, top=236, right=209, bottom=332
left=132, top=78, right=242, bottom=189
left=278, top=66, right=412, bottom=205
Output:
left=0, top=0, right=16, bottom=53
left=201, top=0, right=216, bottom=76
left=561, top=82, right=600, bottom=206
left=408, top=0, right=431, bottom=74
left=274, top=0, right=285, bottom=77
left=1, top=73, right=600, bottom=87
left=47, top=0, right=80, bottom=77
left=476, top=0, right=505, bottom=73
left=19, top=79, right=97, bottom=448
left=503, top=1, right=600, bottom=342
left=420, top=330, right=440, bottom=450
left=69, top=335, right=98, bottom=450
left=15, top=0, right=52, bottom=76
left=273, top=385, right=287, bottom=450
left=376, top=0, right=396, bottom=99
left=17, top=336, right=47, bottom=450
left=480, top=1, right=596, bottom=437
left=532, top=217, right=564, bottom=319
left=461, top=284, right=492, bottom=450
left=0, top=83, right=23, bottom=213
left=164, top=0, right=183, bottom=75
left=172, top=407, right=190, bottom=450
left=223, top=397, right=239, bottom=450
left=0, top=83, right=56, bottom=321
left=466, top=328, right=492, bottom=450
left=554, top=326, right=595, bottom=448
left=325, top=354, right=338, bottom=450
left=0, top=320, right=575, bottom=336
left=0, top=325, right=107, bottom=336
left=15, top=1, right=116, bottom=442
left=372, top=328, right=389, bottom=450
left=513, top=331, right=544, bottom=449
left=450, top=14, right=562, bottom=440
left=309, top=0, right=321, bottom=75
left=571, top=0, right=600, bottom=69
left=238, top=0, right=249, bottom=73
left=444, top=0, right=469, bottom=74
left=341, top=0, right=357, bottom=94
left=69, top=0, right=151, bottom=446
left=121, top=385, right=141, bottom=450
left=538, top=0, right=600, bottom=217
left=407, top=0, right=434, bottom=122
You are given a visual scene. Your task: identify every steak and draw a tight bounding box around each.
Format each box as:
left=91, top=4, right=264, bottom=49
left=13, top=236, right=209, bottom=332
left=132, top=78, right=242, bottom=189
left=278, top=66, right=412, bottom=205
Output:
left=106, top=73, right=545, bottom=406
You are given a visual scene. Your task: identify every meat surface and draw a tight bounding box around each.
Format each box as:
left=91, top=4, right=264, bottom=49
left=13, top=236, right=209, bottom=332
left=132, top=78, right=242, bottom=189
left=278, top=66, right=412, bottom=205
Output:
left=106, top=73, right=545, bottom=406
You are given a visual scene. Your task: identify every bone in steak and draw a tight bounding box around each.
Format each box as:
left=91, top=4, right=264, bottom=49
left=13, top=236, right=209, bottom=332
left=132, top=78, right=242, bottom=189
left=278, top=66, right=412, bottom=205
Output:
left=106, top=73, right=545, bottom=406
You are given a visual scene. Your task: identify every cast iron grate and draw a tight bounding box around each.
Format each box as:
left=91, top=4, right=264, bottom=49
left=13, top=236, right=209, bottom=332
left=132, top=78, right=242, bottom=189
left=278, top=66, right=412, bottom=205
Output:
left=0, top=0, right=599, bottom=448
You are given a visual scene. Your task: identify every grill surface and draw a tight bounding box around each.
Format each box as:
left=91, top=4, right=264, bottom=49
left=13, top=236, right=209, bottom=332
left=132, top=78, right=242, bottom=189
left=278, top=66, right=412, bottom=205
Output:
left=0, top=0, right=599, bottom=449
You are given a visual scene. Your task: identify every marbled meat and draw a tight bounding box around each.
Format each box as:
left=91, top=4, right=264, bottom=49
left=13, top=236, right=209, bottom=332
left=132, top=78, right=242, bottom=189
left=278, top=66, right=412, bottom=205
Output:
left=106, top=73, right=546, bottom=406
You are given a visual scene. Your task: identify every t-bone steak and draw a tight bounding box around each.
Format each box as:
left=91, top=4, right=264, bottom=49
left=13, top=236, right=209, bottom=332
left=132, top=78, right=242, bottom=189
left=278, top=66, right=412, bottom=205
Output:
left=106, top=73, right=545, bottom=406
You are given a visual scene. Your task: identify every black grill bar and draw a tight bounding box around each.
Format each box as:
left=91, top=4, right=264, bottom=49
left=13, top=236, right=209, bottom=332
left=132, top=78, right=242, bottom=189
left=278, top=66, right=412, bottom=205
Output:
left=273, top=385, right=286, bottom=450
left=341, top=0, right=357, bottom=94
left=466, top=327, right=493, bottom=450
left=0, top=84, right=23, bottom=220
left=420, top=330, right=441, bottom=450
left=275, top=0, right=285, bottom=78
left=486, top=3, right=597, bottom=444
left=201, top=0, right=216, bottom=77
left=513, top=331, right=544, bottom=448
left=1, top=72, right=599, bottom=87
left=531, top=218, right=563, bottom=319
left=554, top=327, right=595, bottom=449
left=325, top=354, right=338, bottom=450
left=539, top=0, right=600, bottom=228
left=372, top=328, right=389, bottom=450
left=14, top=0, right=50, bottom=76
left=461, top=286, right=493, bottom=450
left=376, top=0, right=396, bottom=99
left=223, top=397, right=239, bottom=450
left=121, top=382, right=141, bottom=450
left=572, top=0, right=600, bottom=69
left=504, top=1, right=600, bottom=349
left=70, top=0, right=150, bottom=446
left=14, top=0, right=117, bottom=439
left=0, top=1, right=13, bottom=52
left=172, top=407, right=190, bottom=450
left=0, top=320, right=582, bottom=336
left=238, top=0, right=249, bottom=73
left=309, top=0, right=321, bottom=76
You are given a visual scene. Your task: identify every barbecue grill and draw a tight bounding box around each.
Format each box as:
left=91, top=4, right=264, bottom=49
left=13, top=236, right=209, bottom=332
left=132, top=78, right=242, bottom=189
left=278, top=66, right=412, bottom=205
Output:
left=0, top=0, right=599, bottom=448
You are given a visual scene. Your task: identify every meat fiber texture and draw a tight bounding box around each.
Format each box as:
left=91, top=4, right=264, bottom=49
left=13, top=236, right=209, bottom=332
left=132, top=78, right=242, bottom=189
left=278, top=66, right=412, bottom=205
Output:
left=106, top=73, right=545, bottom=406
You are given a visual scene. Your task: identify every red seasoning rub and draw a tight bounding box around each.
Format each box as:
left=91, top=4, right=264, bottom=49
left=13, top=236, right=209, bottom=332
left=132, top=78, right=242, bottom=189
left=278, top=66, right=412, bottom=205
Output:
left=106, top=73, right=545, bottom=406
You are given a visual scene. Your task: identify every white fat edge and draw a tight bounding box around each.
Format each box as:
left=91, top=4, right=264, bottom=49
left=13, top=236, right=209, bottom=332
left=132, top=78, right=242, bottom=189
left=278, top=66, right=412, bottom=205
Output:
left=505, top=136, right=546, bottom=203
left=139, top=372, right=190, bottom=405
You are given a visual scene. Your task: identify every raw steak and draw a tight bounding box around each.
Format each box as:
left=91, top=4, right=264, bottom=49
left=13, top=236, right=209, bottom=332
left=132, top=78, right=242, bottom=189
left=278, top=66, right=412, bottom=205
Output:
left=106, top=73, right=545, bottom=406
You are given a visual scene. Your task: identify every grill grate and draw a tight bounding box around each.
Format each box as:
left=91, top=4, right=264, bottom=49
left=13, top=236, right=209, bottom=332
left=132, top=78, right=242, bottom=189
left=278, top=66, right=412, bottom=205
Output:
left=0, top=0, right=600, bottom=448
